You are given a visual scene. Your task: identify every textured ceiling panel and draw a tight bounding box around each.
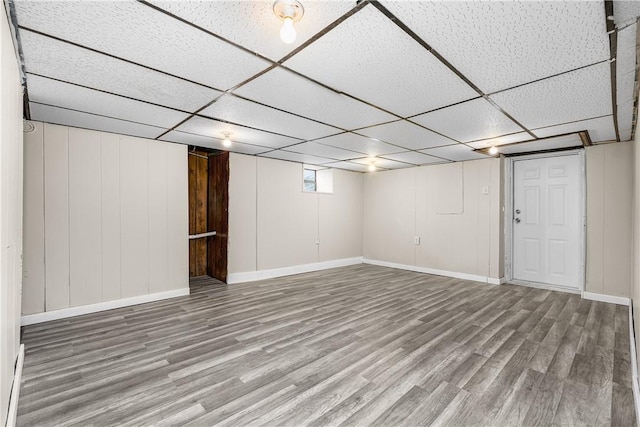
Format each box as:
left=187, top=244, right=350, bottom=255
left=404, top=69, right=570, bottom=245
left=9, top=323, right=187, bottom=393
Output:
left=160, top=131, right=271, bottom=155
left=200, top=95, right=340, bottom=141
left=532, top=116, right=617, bottom=143
left=490, top=62, right=613, bottom=130
left=381, top=1, right=609, bottom=93
left=313, top=132, right=403, bottom=156
left=27, top=74, right=189, bottom=129
left=235, top=67, right=395, bottom=130
left=20, top=31, right=220, bottom=113
left=324, top=161, right=371, bottom=173
left=411, top=98, right=523, bottom=143
left=421, top=144, right=490, bottom=162
left=30, top=103, right=165, bottom=139
left=176, top=116, right=300, bottom=149
left=614, top=0, right=640, bottom=26
left=351, top=157, right=414, bottom=169
left=284, top=5, right=477, bottom=117
left=467, top=132, right=533, bottom=149
left=259, top=150, right=335, bottom=165
left=14, top=0, right=269, bottom=90
left=381, top=151, right=445, bottom=165
left=356, top=119, right=454, bottom=150
left=150, top=1, right=355, bottom=61
left=285, top=142, right=361, bottom=161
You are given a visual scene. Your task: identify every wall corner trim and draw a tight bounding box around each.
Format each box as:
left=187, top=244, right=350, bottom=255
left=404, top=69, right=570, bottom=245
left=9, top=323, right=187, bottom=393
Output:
left=362, top=258, right=501, bottom=285
left=629, top=303, right=640, bottom=425
left=582, top=291, right=631, bottom=306
left=227, top=257, right=363, bottom=284
left=6, top=344, right=24, bottom=427
left=20, top=288, right=190, bottom=326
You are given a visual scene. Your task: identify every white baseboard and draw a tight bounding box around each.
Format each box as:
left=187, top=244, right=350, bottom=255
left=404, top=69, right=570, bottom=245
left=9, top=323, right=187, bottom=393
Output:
left=629, top=303, right=640, bottom=424
left=362, top=258, right=502, bottom=285
left=6, top=344, right=24, bottom=427
left=582, top=291, right=630, bottom=306
left=227, top=257, right=363, bottom=284
left=21, top=288, right=190, bottom=326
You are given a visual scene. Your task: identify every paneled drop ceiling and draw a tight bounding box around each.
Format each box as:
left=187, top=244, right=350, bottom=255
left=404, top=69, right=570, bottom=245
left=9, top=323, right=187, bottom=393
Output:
left=11, top=0, right=640, bottom=172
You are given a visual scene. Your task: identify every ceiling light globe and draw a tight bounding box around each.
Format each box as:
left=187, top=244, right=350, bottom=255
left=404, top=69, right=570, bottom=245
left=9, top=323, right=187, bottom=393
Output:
left=280, top=16, right=296, bottom=44
left=368, top=163, right=377, bottom=172
left=223, top=137, right=232, bottom=148
left=488, top=146, right=498, bottom=155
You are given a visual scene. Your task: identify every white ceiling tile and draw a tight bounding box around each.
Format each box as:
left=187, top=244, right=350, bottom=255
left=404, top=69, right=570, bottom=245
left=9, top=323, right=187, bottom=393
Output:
left=313, top=132, right=403, bottom=156
left=286, top=142, right=360, bottom=161
left=200, top=95, right=340, bottom=140
left=356, top=120, right=454, bottom=150
left=411, top=98, right=523, bottom=143
left=351, top=157, right=414, bottom=170
left=324, top=161, right=370, bottom=173
left=532, top=116, right=617, bottom=143
left=381, top=151, right=446, bottom=165
left=27, top=74, right=189, bottom=129
left=260, top=150, right=335, bottom=165
left=284, top=5, right=477, bottom=117
left=490, top=62, right=613, bottom=130
left=20, top=31, right=219, bottom=112
left=420, top=144, right=490, bottom=162
left=176, top=116, right=299, bottom=149
left=497, top=134, right=583, bottom=155
left=616, top=23, right=637, bottom=142
left=235, top=67, right=395, bottom=129
left=160, top=131, right=271, bottom=155
left=14, top=1, right=269, bottom=90
left=467, top=132, right=534, bottom=149
left=150, top=1, right=356, bottom=62
left=30, top=103, right=165, bottom=139
left=614, top=1, right=640, bottom=26
left=381, top=1, right=609, bottom=93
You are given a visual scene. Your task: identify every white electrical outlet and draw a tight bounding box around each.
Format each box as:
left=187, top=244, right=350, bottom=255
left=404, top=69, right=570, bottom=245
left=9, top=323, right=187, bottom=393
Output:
left=482, top=185, right=489, bottom=195
left=316, top=237, right=320, bottom=245
left=414, top=236, right=420, bottom=245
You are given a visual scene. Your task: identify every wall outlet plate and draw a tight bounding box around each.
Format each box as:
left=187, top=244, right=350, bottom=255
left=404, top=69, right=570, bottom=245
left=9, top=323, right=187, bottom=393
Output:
left=414, top=236, right=420, bottom=245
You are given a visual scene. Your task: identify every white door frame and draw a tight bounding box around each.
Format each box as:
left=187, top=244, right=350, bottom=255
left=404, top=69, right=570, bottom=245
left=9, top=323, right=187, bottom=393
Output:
left=504, top=149, right=586, bottom=292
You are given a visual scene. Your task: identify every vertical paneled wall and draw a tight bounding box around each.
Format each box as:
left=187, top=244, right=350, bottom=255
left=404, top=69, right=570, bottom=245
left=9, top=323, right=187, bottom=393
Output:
left=0, top=0, right=24, bottom=420
left=227, top=153, right=364, bottom=276
left=188, top=154, right=209, bottom=276
left=586, top=142, right=633, bottom=297
left=363, top=158, right=504, bottom=281
left=22, top=122, right=189, bottom=315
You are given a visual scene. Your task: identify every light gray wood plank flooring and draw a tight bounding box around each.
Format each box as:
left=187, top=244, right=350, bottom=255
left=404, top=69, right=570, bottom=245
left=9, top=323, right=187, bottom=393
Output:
left=18, top=265, right=636, bottom=426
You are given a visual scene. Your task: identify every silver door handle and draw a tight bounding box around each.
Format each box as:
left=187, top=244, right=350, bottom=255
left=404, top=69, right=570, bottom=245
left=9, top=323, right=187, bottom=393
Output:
left=515, top=209, right=521, bottom=214
left=515, top=218, right=521, bottom=223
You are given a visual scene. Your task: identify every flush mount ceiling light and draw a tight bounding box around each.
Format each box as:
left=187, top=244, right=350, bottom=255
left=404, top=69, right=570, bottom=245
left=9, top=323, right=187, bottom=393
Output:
left=273, top=0, right=304, bottom=44
left=488, top=146, right=498, bottom=155
left=367, top=157, right=377, bottom=172
left=221, top=132, right=232, bottom=148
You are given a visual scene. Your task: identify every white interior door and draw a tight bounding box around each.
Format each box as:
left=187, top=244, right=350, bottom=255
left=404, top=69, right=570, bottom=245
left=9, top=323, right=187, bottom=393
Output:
left=512, top=154, right=582, bottom=289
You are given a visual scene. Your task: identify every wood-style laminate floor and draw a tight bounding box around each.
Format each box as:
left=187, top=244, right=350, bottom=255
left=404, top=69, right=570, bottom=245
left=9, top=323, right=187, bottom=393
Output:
left=18, top=265, right=636, bottom=426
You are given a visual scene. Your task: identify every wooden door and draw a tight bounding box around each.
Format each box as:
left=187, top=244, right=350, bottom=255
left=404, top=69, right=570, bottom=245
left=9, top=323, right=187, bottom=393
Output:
left=188, top=153, right=209, bottom=277
left=207, top=152, right=229, bottom=282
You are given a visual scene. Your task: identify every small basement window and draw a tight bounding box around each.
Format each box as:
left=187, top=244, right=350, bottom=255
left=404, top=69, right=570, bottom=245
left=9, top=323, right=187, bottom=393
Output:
left=303, top=165, right=333, bottom=194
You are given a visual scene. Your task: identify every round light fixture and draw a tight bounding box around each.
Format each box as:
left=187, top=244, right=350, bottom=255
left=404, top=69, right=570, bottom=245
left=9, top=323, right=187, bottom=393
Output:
left=488, top=146, right=498, bottom=155
left=222, top=132, right=232, bottom=148
left=368, top=163, right=377, bottom=172
left=273, top=0, right=304, bottom=44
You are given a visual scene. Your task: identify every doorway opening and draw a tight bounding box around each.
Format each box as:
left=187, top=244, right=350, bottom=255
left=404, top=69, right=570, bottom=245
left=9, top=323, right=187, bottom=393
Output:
left=188, top=148, right=229, bottom=283
left=505, top=150, right=586, bottom=292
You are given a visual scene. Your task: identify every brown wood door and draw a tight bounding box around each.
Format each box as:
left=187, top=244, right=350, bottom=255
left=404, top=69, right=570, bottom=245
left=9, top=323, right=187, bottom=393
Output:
left=207, top=152, right=229, bottom=282
left=188, top=153, right=209, bottom=277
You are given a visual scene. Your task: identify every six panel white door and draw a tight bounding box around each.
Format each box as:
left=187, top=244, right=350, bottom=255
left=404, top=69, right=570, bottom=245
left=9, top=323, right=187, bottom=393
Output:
left=513, top=154, right=581, bottom=289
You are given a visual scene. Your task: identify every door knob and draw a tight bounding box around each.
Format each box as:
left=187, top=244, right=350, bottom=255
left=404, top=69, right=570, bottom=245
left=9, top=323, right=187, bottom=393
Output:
left=515, top=209, right=521, bottom=214
left=515, top=218, right=521, bottom=223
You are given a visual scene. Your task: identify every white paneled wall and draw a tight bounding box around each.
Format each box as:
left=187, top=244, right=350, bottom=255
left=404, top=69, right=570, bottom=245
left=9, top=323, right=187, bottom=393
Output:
left=1, top=0, right=24, bottom=420
left=586, top=142, right=633, bottom=297
left=227, top=153, right=363, bottom=280
left=364, top=158, right=504, bottom=282
left=22, top=122, right=189, bottom=316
